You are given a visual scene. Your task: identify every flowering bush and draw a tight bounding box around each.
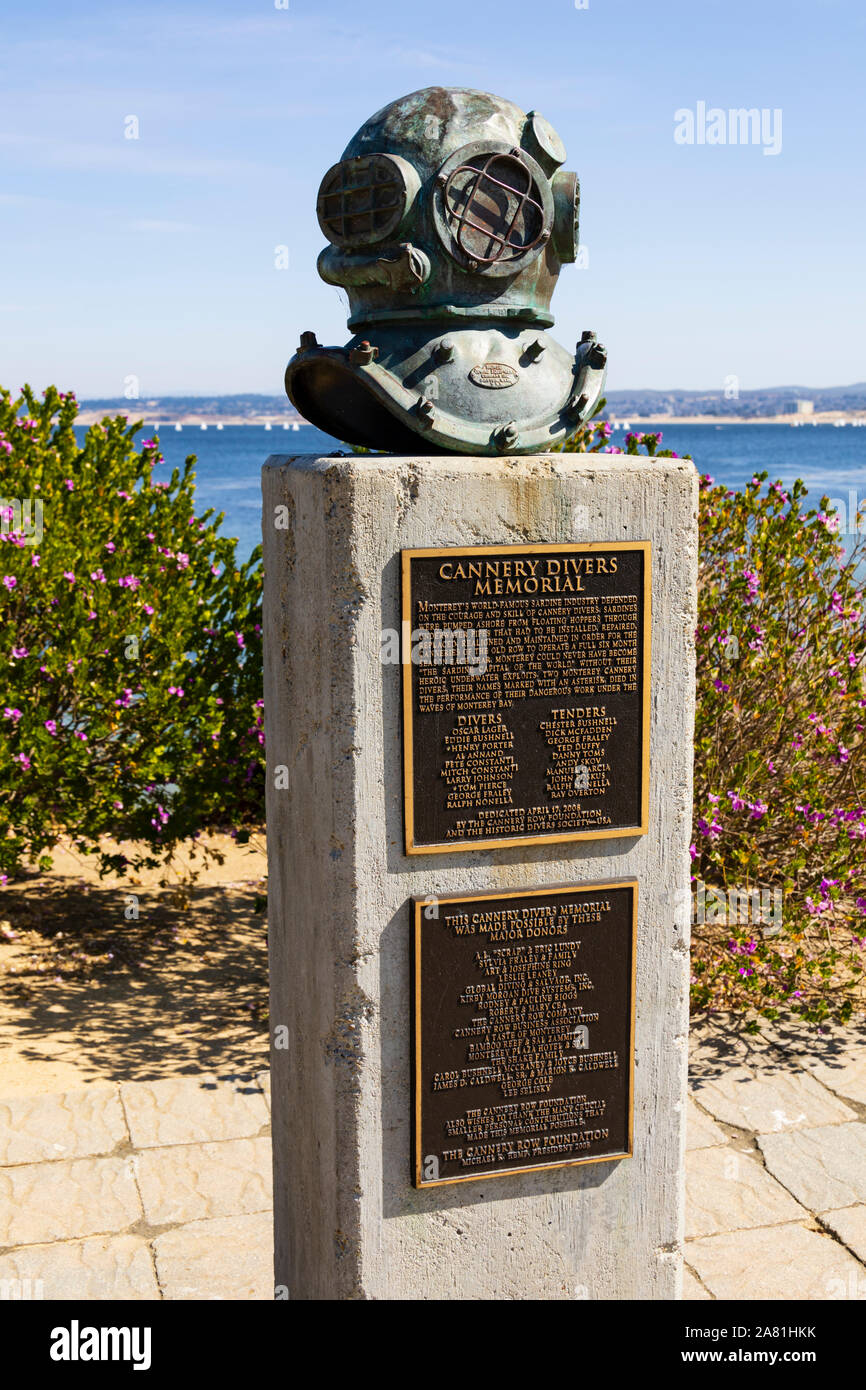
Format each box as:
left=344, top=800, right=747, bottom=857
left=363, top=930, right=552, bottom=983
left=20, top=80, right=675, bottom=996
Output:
left=690, top=471, right=865, bottom=1023
left=559, top=409, right=866, bottom=1023
left=0, top=386, right=264, bottom=881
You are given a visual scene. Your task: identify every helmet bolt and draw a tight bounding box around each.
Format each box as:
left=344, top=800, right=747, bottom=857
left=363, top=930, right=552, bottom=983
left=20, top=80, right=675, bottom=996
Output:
left=525, top=338, right=546, bottom=362
left=435, top=337, right=456, bottom=364
left=580, top=330, right=597, bottom=344
left=417, top=397, right=436, bottom=426
left=349, top=340, right=378, bottom=366
left=587, top=342, right=607, bottom=370
left=495, top=421, right=520, bottom=451
left=567, top=393, right=589, bottom=421
left=467, top=258, right=479, bottom=272
left=299, top=331, right=319, bottom=351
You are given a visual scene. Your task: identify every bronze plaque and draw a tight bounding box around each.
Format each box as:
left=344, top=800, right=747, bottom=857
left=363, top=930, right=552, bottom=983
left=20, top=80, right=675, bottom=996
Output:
left=402, top=542, right=650, bottom=853
left=413, top=881, right=636, bottom=1187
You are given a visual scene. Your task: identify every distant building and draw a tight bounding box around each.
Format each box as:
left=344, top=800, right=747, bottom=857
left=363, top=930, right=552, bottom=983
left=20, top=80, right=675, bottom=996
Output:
left=795, top=399, right=815, bottom=415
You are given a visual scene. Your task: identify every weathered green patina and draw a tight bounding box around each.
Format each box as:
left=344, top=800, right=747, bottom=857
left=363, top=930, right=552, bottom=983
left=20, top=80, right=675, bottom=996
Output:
left=285, top=87, right=606, bottom=455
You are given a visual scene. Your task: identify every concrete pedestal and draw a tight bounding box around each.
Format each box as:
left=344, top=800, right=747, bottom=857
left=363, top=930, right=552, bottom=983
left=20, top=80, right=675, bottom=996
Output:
left=262, top=452, right=698, bottom=1300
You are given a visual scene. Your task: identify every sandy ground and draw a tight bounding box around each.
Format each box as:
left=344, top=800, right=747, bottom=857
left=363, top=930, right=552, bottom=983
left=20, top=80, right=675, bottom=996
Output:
left=0, top=832, right=269, bottom=1096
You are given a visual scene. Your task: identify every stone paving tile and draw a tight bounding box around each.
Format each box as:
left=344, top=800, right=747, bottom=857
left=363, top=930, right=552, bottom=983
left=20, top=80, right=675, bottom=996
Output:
left=819, top=1206, right=866, bottom=1266
left=797, top=1049, right=866, bottom=1109
left=0, top=1235, right=159, bottom=1300
left=690, top=1064, right=856, bottom=1134
left=0, top=1155, right=142, bottom=1247
left=682, top=1265, right=712, bottom=1300
left=686, top=1145, right=806, bottom=1239
left=686, top=1097, right=727, bottom=1150
left=134, top=1136, right=272, bottom=1226
left=759, top=1122, right=866, bottom=1212
left=0, top=1086, right=127, bottom=1167
left=757, top=1015, right=866, bottom=1085
left=153, top=1212, right=272, bottom=1300
left=689, top=1023, right=775, bottom=1076
left=120, top=1075, right=268, bottom=1149
left=686, top=1222, right=866, bottom=1300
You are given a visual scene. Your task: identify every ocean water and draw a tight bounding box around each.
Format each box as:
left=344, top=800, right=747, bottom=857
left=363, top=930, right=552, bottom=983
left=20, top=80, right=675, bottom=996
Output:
left=86, top=422, right=866, bottom=563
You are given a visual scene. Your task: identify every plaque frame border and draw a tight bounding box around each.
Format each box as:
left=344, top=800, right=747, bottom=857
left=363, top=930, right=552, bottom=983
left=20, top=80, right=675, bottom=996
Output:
left=412, top=879, right=638, bottom=1188
left=401, top=541, right=651, bottom=854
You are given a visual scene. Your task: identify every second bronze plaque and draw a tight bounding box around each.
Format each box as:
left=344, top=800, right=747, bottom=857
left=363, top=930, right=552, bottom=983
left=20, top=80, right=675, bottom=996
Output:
left=414, top=881, right=637, bottom=1186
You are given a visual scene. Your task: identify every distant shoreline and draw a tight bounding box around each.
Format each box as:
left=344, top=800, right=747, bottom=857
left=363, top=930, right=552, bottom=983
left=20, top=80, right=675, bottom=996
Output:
left=73, top=409, right=866, bottom=429
left=618, top=412, right=866, bottom=427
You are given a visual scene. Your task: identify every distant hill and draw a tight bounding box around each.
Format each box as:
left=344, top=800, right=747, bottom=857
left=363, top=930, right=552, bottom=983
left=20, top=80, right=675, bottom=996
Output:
left=603, top=383, right=866, bottom=418
left=76, top=384, right=866, bottom=423
left=77, top=393, right=301, bottom=422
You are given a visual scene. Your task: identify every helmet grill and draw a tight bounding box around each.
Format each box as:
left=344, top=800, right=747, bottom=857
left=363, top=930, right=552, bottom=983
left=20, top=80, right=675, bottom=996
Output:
left=444, top=153, right=545, bottom=264
left=317, top=155, right=406, bottom=247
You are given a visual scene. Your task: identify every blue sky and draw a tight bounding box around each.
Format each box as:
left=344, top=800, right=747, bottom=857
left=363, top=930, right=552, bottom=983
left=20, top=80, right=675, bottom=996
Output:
left=0, top=0, right=863, bottom=397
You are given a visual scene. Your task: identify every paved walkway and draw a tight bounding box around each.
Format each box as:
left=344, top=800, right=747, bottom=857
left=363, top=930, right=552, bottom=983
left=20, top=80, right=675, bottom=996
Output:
left=0, top=1073, right=273, bottom=1299
left=1, top=1018, right=865, bottom=1300
left=685, top=1015, right=866, bottom=1300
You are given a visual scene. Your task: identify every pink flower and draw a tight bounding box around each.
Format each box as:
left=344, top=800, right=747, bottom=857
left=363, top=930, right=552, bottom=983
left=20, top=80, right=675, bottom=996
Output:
left=11, top=646, right=28, bottom=659
left=73, top=730, right=87, bottom=741
left=44, top=719, right=58, bottom=735
left=90, top=568, right=106, bottom=583
left=63, top=571, right=75, bottom=584
left=64, top=479, right=74, bottom=491
left=142, top=603, right=155, bottom=615
left=176, top=553, right=189, bottom=570
left=30, top=553, right=40, bottom=567
left=15, top=752, right=31, bottom=769
left=105, top=541, right=116, bottom=553
left=118, top=575, right=140, bottom=589
left=3, top=707, right=22, bottom=722
left=2, top=575, right=16, bottom=590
